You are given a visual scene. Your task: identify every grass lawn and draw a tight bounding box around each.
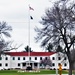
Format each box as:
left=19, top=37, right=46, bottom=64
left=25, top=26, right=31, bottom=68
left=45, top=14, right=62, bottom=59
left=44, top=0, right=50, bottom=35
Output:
left=0, top=69, right=69, bottom=75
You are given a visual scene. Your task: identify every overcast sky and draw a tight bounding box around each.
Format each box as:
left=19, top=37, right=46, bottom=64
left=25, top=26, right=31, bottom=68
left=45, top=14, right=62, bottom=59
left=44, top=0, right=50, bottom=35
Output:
left=0, top=0, right=55, bottom=52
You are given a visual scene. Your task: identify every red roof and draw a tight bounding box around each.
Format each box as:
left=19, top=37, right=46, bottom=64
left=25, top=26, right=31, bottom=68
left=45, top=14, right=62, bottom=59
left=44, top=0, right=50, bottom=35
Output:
left=5, top=52, right=56, bottom=56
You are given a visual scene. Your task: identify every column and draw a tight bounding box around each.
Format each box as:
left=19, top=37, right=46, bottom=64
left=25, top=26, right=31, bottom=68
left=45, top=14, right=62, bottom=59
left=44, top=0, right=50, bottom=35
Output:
left=32, top=62, right=34, bottom=69
left=37, top=63, right=40, bottom=69
left=21, top=63, right=22, bottom=69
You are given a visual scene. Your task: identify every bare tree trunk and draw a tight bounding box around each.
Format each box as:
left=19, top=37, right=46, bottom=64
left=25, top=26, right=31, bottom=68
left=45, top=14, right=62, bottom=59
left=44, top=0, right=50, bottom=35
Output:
left=69, top=61, right=73, bottom=75
left=67, top=51, right=73, bottom=75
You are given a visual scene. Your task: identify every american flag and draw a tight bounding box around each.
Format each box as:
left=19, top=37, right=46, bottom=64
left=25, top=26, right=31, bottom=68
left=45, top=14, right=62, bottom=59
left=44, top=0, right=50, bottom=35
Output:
left=29, top=6, right=34, bottom=11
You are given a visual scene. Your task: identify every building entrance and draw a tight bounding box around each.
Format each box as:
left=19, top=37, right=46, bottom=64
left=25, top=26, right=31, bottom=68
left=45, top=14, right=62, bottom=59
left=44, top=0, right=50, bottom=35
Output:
left=22, top=61, right=39, bottom=69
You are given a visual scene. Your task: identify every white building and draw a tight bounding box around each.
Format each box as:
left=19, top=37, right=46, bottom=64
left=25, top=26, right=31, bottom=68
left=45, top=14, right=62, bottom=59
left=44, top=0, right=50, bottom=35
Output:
left=0, top=52, right=69, bottom=70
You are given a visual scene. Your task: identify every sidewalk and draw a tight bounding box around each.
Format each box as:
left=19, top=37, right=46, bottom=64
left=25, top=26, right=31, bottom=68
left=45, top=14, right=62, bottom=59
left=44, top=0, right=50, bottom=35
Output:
left=38, top=74, right=68, bottom=75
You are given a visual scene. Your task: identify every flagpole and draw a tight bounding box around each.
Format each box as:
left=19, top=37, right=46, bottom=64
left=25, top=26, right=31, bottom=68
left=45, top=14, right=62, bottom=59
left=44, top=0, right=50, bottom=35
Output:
left=28, top=4, right=30, bottom=66
left=28, top=5, right=34, bottom=66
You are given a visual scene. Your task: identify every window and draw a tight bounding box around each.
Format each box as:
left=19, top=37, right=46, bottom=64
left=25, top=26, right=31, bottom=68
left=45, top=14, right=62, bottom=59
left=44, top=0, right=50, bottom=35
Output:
left=40, top=57, right=42, bottom=60
left=64, top=57, right=67, bottom=60
left=40, top=64, right=42, bottom=66
left=58, top=63, right=61, bottom=66
left=29, top=57, right=31, bottom=60
left=5, top=57, right=8, bottom=60
left=58, top=57, right=61, bottom=60
left=0, top=63, right=2, bottom=66
left=18, top=57, right=20, bottom=60
left=52, top=57, right=55, bottom=60
left=45, top=57, right=47, bottom=60
left=5, top=63, right=8, bottom=67
left=34, top=63, right=37, bottom=66
left=12, top=57, right=15, bottom=60
left=23, top=57, right=25, bottom=60
left=23, top=63, right=26, bottom=66
left=64, top=63, right=67, bottom=66
left=0, top=57, right=2, bottom=60
left=18, top=63, right=20, bottom=67
left=52, top=63, right=55, bottom=66
left=35, top=57, right=37, bottom=60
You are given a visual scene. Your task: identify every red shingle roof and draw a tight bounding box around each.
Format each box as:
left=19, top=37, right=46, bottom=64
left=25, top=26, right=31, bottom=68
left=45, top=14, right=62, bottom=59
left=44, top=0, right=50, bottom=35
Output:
left=5, top=52, right=56, bottom=56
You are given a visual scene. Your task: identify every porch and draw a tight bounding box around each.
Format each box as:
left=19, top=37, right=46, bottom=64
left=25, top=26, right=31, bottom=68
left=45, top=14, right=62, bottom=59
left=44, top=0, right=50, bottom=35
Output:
left=20, top=61, right=40, bottom=70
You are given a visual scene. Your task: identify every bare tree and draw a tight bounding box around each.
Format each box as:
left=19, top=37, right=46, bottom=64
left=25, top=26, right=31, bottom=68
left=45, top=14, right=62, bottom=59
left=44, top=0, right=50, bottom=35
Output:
left=0, top=21, right=21, bottom=56
left=45, top=43, right=53, bottom=52
left=0, top=21, right=12, bottom=55
left=35, top=0, right=75, bottom=75
left=0, top=21, right=12, bottom=39
left=40, top=57, right=52, bottom=68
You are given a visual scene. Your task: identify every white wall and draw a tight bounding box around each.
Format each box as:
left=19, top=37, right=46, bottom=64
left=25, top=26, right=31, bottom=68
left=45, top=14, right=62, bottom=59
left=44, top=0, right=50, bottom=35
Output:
left=0, top=55, right=11, bottom=70
left=50, top=53, right=69, bottom=69
left=0, top=53, right=69, bottom=70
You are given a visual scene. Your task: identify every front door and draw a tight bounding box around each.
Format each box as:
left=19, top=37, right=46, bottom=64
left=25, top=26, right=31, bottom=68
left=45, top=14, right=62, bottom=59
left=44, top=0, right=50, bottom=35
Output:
left=22, top=63, right=26, bottom=69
